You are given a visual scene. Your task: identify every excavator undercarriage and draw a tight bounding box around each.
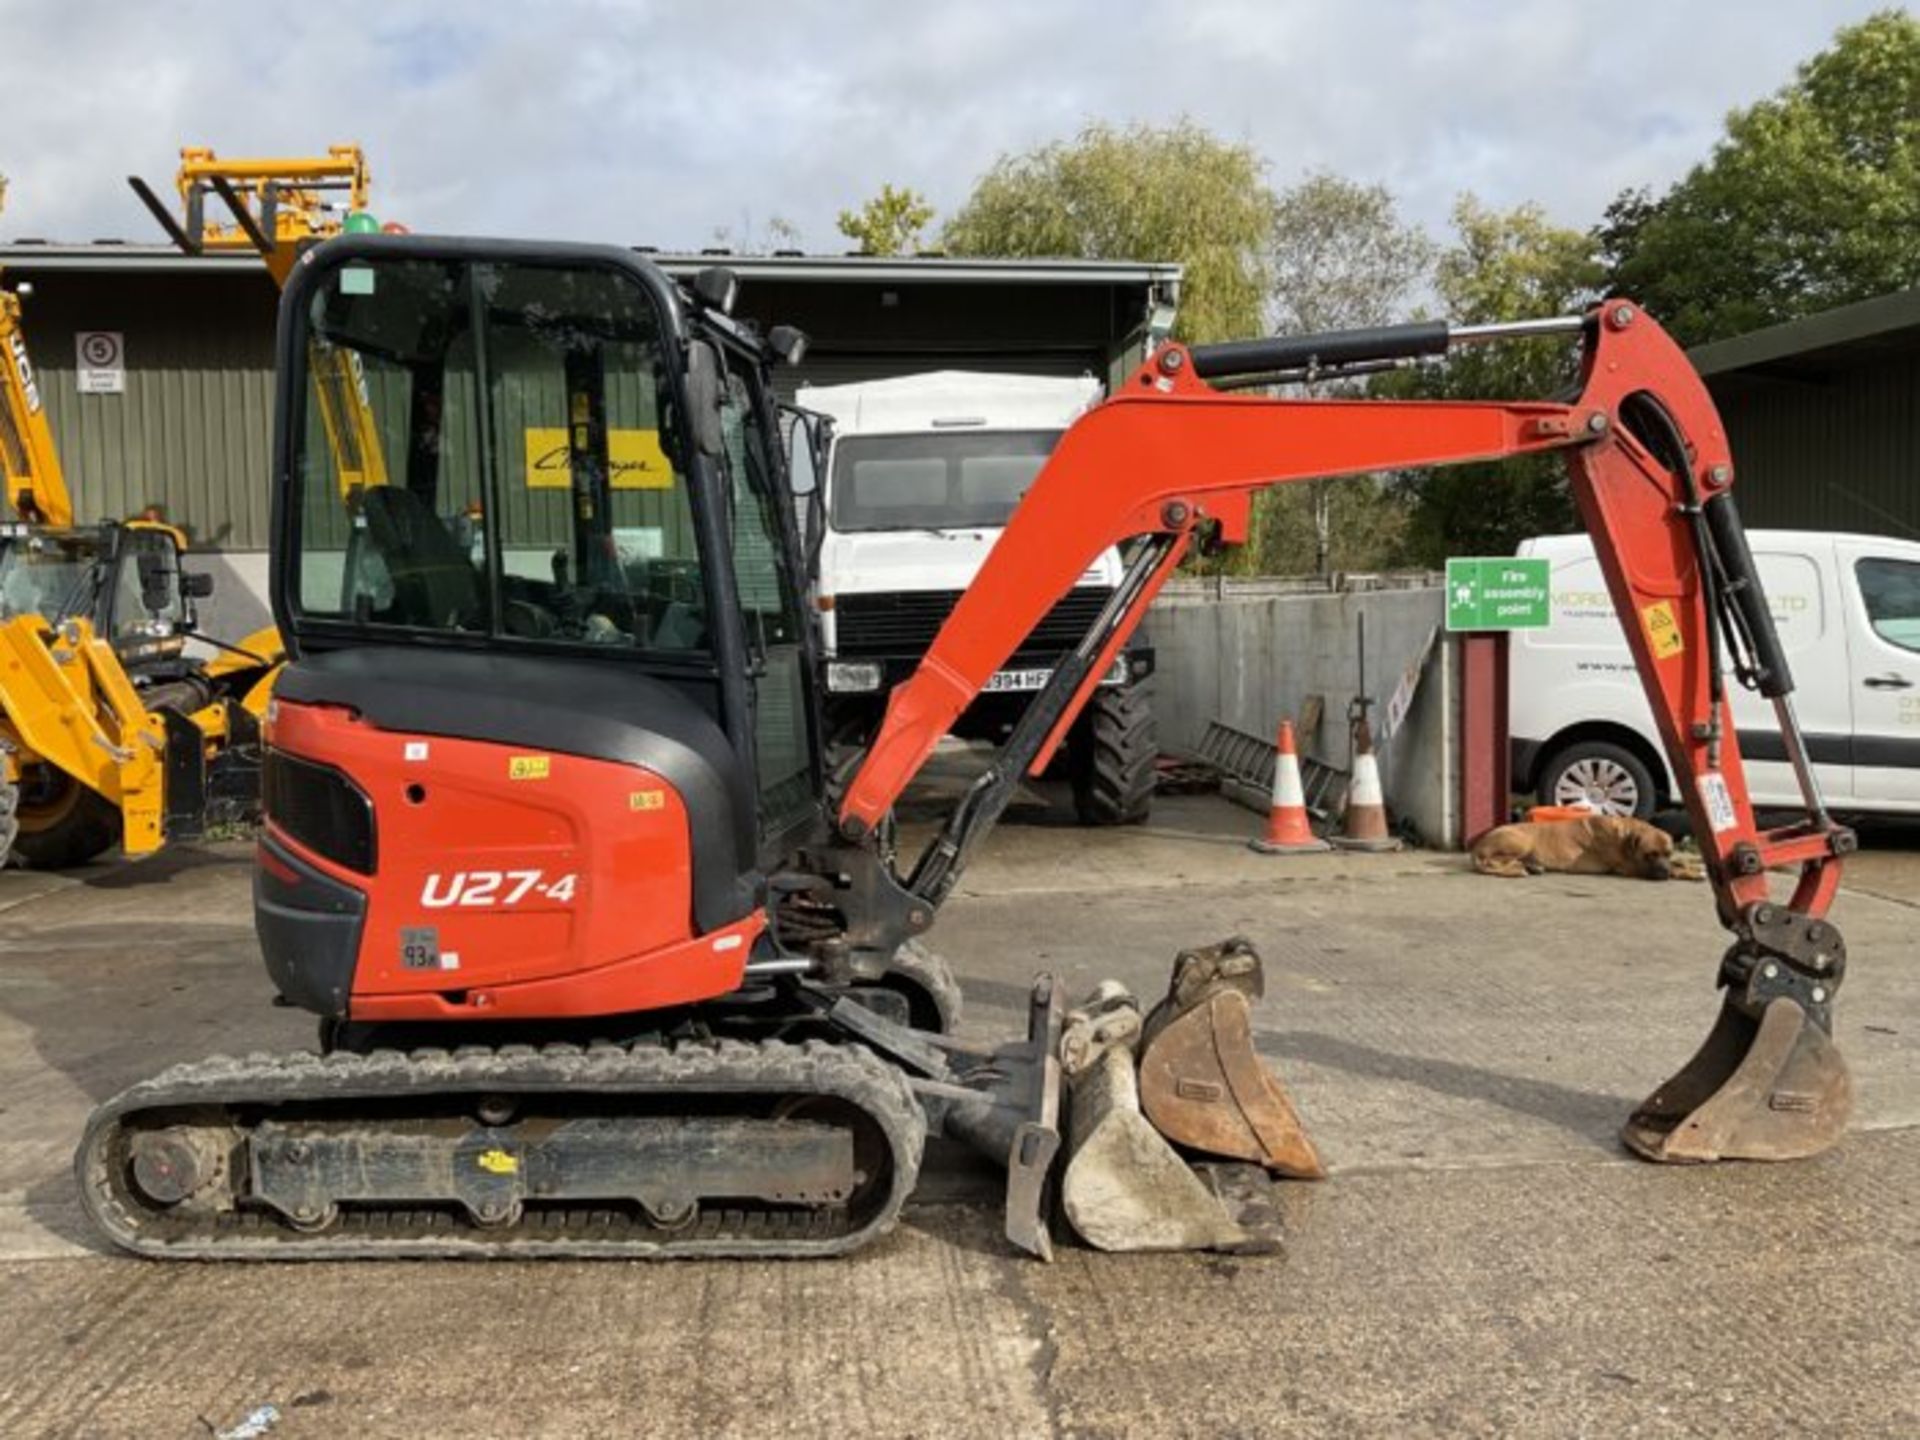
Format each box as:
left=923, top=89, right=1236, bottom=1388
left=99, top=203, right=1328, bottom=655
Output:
left=76, top=235, right=1857, bottom=1263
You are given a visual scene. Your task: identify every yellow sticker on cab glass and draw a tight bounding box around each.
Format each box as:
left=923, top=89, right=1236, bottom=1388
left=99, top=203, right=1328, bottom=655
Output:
left=630, top=790, right=666, bottom=811
left=522, top=427, right=674, bottom=490
left=509, top=755, right=551, bottom=781
left=476, top=1148, right=519, bottom=1175
left=1640, top=601, right=1685, bottom=659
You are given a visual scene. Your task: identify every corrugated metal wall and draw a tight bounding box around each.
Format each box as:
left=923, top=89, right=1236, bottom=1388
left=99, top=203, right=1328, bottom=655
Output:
left=10, top=263, right=1152, bottom=552
left=1710, top=353, right=1920, bottom=538
left=17, top=269, right=280, bottom=548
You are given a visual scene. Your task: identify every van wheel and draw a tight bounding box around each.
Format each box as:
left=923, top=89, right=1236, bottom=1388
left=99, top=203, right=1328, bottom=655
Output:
left=1539, top=741, right=1657, bottom=820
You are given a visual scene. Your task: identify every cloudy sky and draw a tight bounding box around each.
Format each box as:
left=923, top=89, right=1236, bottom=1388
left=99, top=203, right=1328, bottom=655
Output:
left=0, top=1, right=1893, bottom=254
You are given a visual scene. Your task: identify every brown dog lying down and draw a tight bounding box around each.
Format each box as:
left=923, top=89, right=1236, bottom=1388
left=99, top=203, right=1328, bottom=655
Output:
left=1471, top=815, right=1681, bottom=880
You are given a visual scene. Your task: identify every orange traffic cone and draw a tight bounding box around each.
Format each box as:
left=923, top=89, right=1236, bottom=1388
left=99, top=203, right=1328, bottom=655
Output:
left=1331, top=717, right=1402, bottom=853
left=1249, top=720, right=1330, bottom=854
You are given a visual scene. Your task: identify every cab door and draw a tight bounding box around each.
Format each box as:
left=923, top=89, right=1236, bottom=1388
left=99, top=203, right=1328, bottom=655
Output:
left=716, top=345, right=819, bottom=851
left=1837, top=539, right=1920, bottom=809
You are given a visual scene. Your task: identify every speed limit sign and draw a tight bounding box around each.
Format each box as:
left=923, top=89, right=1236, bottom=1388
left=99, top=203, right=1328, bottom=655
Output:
left=75, top=331, right=125, bottom=394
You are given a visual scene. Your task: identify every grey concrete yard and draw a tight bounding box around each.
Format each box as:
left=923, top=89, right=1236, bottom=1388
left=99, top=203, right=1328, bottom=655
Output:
left=0, top=781, right=1915, bottom=1439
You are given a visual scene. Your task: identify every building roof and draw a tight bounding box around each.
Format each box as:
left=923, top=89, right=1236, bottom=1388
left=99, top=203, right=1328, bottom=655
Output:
left=0, top=240, right=1181, bottom=289
left=1689, top=287, right=1920, bottom=381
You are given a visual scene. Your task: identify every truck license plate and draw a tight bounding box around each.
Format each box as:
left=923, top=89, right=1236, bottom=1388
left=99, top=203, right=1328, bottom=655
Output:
left=983, top=660, right=1127, bottom=694
left=985, top=667, right=1054, bottom=693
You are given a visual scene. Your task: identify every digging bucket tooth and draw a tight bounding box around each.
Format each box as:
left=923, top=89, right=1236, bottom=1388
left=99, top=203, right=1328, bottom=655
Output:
left=1058, top=982, right=1254, bottom=1253
left=1623, top=909, right=1852, bottom=1163
left=1136, top=938, right=1325, bottom=1180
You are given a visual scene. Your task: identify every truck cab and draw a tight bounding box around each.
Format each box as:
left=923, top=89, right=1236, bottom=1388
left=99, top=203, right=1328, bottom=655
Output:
left=797, top=372, right=1156, bottom=825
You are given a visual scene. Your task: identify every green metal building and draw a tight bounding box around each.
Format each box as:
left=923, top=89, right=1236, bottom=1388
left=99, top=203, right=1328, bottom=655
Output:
left=0, top=243, right=1178, bottom=632
left=1691, top=289, right=1920, bottom=539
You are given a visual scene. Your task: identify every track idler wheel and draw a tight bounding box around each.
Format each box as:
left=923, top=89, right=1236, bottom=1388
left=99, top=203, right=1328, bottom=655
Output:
left=1623, top=908, right=1852, bottom=1164
left=1137, top=938, right=1325, bottom=1180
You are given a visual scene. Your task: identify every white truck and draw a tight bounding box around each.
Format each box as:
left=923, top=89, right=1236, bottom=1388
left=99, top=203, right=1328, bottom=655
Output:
left=791, top=371, right=1156, bottom=825
left=1510, top=530, right=1920, bottom=818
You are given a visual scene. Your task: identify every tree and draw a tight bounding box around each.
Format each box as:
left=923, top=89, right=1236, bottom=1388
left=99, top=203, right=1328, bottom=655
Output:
left=708, top=211, right=804, bottom=255
left=1263, top=174, right=1434, bottom=576
left=1600, top=10, right=1920, bottom=344
left=944, top=120, right=1273, bottom=342
left=1383, top=197, right=1603, bottom=564
left=836, top=184, right=934, bottom=257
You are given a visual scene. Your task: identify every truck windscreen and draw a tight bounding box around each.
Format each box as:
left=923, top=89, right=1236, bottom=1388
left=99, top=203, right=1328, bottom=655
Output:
left=828, top=429, right=1060, bottom=533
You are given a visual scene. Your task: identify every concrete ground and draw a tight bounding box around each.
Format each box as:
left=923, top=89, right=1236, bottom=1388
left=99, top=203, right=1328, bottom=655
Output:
left=0, top=777, right=1915, bottom=1439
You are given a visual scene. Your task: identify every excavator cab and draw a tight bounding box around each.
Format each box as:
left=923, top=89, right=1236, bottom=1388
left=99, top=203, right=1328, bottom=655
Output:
left=263, top=240, right=840, bottom=1029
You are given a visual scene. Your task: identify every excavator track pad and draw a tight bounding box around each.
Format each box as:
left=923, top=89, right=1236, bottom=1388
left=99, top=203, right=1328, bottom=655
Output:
left=77, top=1038, right=925, bottom=1260
left=1137, top=939, right=1325, bottom=1180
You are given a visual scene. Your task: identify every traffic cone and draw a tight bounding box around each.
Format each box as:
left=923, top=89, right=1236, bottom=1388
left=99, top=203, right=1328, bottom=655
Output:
left=1249, top=720, right=1330, bottom=854
left=1331, top=717, right=1402, bottom=852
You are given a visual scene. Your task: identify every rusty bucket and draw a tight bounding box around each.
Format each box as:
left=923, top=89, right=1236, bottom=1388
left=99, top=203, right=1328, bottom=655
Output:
left=1137, top=939, right=1325, bottom=1180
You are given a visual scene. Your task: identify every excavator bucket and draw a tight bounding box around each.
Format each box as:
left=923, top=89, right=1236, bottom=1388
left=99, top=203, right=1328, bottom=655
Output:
left=1622, top=993, right=1852, bottom=1163
left=1057, top=982, right=1256, bottom=1252
left=1137, top=939, right=1326, bottom=1179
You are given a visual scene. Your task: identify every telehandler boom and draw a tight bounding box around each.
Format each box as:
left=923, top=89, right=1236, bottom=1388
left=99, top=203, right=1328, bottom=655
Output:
left=77, top=238, right=1854, bottom=1262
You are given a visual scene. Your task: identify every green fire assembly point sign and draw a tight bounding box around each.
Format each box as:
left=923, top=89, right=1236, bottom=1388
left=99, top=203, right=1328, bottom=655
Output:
left=1446, top=557, right=1551, bottom=631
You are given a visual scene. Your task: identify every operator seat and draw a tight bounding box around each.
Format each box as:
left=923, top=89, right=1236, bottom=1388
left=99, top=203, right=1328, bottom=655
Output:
left=357, top=486, right=482, bottom=629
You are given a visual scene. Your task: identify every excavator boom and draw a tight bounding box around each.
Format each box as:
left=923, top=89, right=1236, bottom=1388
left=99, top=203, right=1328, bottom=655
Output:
left=840, top=300, right=1854, bottom=1166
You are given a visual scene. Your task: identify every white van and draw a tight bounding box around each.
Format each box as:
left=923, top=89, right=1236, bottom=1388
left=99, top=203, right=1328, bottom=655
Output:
left=791, top=371, right=1157, bottom=825
left=1510, top=530, right=1920, bottom=818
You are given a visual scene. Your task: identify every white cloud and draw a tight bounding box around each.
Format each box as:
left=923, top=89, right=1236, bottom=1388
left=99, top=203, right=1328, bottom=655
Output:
left=0, top=0, right=1890, bottom=255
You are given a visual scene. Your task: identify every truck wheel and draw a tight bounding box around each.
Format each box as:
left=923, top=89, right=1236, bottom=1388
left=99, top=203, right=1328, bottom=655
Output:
left=1539, top=740, right=1657, bottom=820
left=1069, top=681, right=1156, bottom=826
left=11, top=770, right=121, bottom=868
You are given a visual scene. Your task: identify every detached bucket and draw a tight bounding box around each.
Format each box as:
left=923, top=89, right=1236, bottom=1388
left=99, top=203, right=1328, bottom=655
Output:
left=1624, top=915, right=1852, bottom=1163
left=1137, top=940, right=1325, bottom=1179
left=1058, top=984, right=1255, bottom=1253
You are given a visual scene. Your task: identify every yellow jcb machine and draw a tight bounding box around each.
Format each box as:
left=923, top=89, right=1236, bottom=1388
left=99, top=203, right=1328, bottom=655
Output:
left=0, top=180, right=281, bottom=865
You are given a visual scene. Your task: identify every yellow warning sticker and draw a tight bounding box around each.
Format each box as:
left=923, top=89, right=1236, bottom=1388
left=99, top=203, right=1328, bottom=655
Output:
left=630, top=790, right=666, bottom=811
left=1640, top=601, right=1685, bottom=659
left=522, top=426, right=675, bottom=490
left=476, top=1148, right=519, bottom=1176
left=508, top=755, right=552, bottom=781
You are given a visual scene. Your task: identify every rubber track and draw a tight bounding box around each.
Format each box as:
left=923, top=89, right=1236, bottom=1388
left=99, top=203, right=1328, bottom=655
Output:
left=76, top=1037, right=925, bottom=1261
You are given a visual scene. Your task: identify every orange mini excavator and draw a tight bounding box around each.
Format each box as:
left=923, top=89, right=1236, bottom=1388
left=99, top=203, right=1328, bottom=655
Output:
left=77, top=235, right=1854, bottom=1260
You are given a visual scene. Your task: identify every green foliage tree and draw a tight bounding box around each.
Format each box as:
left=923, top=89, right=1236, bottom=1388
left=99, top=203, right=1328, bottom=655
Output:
left=1262, top=173, right=1434, bottom=576
left=943, top=120, right=1272, bottom=342
left=1383, top=197, right=1604, bottom=565
left=836, top=184, right=935, bottom=257
left=1599, top=9, right=1920, bottom=344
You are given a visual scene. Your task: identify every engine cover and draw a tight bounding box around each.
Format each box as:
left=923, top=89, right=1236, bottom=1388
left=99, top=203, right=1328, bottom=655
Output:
left=261, top=698, right=760, bottom=1022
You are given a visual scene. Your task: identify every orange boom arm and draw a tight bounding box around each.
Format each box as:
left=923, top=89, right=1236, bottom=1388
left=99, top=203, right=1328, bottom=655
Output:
left=836, top=302, right=1852, bottom=1163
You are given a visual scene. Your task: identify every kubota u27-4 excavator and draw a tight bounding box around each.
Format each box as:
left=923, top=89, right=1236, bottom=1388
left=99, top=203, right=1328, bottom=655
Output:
left=77, top=235, right=1856, bottom=1260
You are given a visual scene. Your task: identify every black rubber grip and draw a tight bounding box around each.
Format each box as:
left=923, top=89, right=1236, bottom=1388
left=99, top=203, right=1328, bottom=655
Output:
left=1705, top=493, right=1794, bottom=699
left=1189, top=320, right=1450, bottom=379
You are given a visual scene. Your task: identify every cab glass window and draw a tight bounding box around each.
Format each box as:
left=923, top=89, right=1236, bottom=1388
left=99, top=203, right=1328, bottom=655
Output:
left=1857, top=557, right=1920, bottom=653
left=293, top=258, right=705, bottom=655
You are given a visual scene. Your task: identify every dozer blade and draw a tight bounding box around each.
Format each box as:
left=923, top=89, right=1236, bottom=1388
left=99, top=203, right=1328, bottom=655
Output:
left=1622, top=994, right=1852, bottom=1163
left=1058, top=983, right=1256, bottom=1253
left=1137, top=939, right=1325, bottom=1179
